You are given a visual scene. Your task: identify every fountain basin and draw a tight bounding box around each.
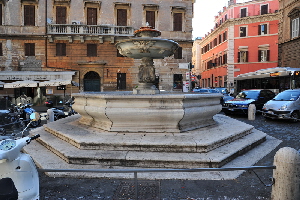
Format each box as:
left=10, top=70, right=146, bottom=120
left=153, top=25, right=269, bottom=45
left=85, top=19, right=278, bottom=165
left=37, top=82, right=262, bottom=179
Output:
left=72, top=92, right=222, bottom=133
left=116, top=38, right=179, bottom=59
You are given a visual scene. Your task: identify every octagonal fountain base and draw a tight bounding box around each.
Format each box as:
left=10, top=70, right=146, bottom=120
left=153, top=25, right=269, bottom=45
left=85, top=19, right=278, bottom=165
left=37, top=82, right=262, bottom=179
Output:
left=23, top=92, right=281, bottom=180
left=72, top=92, right=222, bottom=133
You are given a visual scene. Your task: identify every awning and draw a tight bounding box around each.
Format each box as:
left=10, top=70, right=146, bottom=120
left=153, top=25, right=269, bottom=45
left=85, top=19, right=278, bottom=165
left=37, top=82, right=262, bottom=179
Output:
left=39, top=79, right=72, bottom=87
left=3, top=80, right=40, bottom=88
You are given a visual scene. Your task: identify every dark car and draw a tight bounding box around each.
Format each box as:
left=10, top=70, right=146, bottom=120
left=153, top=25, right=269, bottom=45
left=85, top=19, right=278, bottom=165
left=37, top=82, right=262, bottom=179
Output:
left=222, top=89, right=276, bottom=115
left=214, top=87, right=234, bottom=105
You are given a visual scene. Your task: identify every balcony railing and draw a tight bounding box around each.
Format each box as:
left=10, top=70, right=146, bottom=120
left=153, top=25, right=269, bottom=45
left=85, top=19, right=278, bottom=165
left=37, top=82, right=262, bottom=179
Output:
left=47, top=24, right=135, bottom=36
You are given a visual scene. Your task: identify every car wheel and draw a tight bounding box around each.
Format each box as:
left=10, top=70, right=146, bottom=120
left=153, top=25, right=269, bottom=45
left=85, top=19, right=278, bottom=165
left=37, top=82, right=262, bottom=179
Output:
left=290, top=111, right=299, bottom=122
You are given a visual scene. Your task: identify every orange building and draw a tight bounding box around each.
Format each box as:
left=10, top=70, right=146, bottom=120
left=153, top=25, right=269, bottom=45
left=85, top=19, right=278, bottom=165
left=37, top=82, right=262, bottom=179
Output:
left=194, top=0, right=279, bottom=93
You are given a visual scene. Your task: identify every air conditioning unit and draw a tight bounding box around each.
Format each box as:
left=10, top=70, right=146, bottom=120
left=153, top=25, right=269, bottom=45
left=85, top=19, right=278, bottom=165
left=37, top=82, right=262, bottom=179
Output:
left=72, top=20, right=81, bottom=25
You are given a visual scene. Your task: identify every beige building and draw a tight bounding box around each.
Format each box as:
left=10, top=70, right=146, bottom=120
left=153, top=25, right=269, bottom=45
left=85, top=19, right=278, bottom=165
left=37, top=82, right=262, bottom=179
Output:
left=0, top=0, right=195, bottom=104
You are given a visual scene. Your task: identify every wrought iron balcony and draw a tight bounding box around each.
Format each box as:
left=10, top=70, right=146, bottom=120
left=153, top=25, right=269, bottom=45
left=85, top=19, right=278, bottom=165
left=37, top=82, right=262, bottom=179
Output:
left=47, top=24, right=135, bottom=36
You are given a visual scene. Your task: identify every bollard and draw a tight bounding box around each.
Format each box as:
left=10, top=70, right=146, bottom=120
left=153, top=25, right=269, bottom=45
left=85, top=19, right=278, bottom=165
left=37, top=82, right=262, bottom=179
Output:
left=47, top=108, right=54, bottom=123
left=248, top=104, right=256, bottom=120
left=271, top=147, right=300, bottom=200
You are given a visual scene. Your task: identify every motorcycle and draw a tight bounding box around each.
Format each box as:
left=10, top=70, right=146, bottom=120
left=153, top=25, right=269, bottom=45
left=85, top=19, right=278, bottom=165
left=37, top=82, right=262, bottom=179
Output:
left=20, top=104, right=41, bottom=128
left=0, top=112, right=40, bottom=200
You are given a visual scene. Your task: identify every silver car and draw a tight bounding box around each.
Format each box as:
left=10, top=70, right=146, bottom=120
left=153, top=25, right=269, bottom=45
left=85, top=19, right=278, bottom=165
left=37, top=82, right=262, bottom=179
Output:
left=262, top=89, right=300, bottom=121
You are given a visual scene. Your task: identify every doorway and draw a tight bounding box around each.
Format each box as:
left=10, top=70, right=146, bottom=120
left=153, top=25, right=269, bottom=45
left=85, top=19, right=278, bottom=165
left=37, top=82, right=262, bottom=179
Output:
left=84, top=71, right=101, bottom=92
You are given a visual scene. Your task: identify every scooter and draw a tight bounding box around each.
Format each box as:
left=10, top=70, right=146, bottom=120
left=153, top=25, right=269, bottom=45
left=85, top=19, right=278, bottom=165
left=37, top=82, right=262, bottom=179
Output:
left=0, top=112, right=41, bottom=200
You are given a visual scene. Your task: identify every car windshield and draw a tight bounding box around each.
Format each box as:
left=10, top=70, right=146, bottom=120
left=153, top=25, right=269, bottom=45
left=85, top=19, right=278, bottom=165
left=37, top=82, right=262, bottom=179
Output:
left=236, top=91, right=259, bottom=100
left=274, top=91, right=300, bottom=101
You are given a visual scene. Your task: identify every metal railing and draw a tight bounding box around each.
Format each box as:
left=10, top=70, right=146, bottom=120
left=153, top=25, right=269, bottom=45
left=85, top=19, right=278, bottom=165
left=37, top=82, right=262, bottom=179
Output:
left=39, top=166, right=276, bottom=199
left=47, top=24, right=135, bottom=36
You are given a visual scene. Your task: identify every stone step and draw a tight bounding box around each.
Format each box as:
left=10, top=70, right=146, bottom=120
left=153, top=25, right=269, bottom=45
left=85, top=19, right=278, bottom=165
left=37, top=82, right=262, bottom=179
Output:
left=28, top=125, right=266, bottom=168
left=39, top=114, right=254, bottom=153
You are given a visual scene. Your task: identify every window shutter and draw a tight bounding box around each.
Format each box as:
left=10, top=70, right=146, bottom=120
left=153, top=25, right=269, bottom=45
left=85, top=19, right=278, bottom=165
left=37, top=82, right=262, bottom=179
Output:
left=87, top=8, right=97, bottom=25
left=146, top=11, right=155, bottom=28
left=56, top=6, right=66, bottom=24
left=173, top=13, right=182, bottom=31
left=24, top=5, right=35, bottom=26
left=258, top=25, right=261, bottom=35
left=117, top=9, right=127, bottom=26
left=263, top=24, right=268, bottom=34
left=238, top=52, right=240, bottom=63
left=266, top=50, right=270, bottom=61
left=258, top=50, right=261, bottom=62
left=245, top=51, right=248, bottom=62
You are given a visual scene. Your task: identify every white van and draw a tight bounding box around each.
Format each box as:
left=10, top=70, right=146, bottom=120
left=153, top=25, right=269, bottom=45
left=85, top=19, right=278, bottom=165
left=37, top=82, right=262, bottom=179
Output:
left=262, top=89, right=300, bottom=121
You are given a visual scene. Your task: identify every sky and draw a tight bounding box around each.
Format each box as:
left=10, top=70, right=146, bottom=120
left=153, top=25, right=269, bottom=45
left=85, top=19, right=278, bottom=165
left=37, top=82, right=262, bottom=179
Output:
left=192, top=0, right=249, bottom=39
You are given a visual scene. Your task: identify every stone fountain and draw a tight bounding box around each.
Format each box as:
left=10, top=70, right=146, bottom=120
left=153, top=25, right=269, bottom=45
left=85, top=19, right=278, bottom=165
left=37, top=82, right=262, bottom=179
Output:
left=23, top=26, right=281, bottom=180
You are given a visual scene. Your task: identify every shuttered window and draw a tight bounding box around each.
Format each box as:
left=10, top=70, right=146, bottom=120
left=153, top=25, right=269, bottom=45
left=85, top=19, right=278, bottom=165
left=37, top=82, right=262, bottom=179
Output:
left=291, top=18, right=299, bottom=38
left=56, top=6, right=66, bottom=24
left=258, top=24, right=268, bottom=35
left=87, top=8, right=97, bottom=25
left=56, top=43, right=66, bottom=56
left=174, top=47, right=182, bottom=59
left=173, top=13, right=182, bottom=31
left=238, top=51, right=248, bottom=63
left=24, top=5, right=35, bottom=26
left=87, top=44, right=97, bottom=57
left=240, top=27, right=247, bottom=37
left=241, top=8, right=247, bottom=17
left=117, top=9, right=127, bottom=26
left=258, top=50, right=270, bottom=62
left=25, top=43, right=35, bottom=56
left=146, top=11, right=155, bottom=28
left=261, top=4, right=268, bottom=15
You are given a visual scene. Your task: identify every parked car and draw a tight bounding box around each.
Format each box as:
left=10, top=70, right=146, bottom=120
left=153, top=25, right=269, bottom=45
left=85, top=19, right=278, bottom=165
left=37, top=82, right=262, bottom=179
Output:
left=192, top=88, right=219, bottom=93
left=262, top=89, right=300, bottom=121
left=222, top=89, right=276, bottom=115
left=44, top=100, right=53, bottom=108
left=214, top=87, right=234, bottom=105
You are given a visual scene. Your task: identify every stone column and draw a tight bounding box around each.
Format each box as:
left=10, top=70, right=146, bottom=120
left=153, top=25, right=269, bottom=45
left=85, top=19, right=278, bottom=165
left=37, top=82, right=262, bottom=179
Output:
left=271, top=147, right=300, bottom=200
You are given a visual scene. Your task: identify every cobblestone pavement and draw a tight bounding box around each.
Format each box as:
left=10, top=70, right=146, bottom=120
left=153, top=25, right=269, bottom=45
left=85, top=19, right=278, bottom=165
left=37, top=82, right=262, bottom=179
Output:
left=38, top=113, right=299, bottom=200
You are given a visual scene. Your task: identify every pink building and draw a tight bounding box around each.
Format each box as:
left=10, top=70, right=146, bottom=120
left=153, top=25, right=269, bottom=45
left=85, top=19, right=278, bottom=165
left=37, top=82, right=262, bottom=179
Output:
left=194, top=0, right=279, bottom=92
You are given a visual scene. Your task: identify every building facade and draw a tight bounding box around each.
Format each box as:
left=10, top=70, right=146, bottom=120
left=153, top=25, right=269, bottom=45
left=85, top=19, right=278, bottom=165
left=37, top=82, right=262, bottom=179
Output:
left=278, top=0, right=300, bottom=68
left=193, top=0, right=279, bottom=93
left=0, top=0, right=194, bottom=104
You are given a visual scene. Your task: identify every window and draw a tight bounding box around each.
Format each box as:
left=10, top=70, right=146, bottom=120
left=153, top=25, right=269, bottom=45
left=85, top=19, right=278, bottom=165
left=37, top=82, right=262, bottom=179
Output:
left=0, top=43, right=3, bottom=56
left=223, top=53, right=227, bottom=64
left=173, top=13, right=183, bottom=31
left=56, top=43, right=66, bottom=56
left=291, top=18, right=299, bottom=38
left=87, top=8, right=97, bottom=25
left=238, top=51, right=248, bottom=63
left=241, top=8, right=247, bottom=18
left=258, top=50, right=270, bottom=62
left=240, top=26, right=247, bottom=37
left=225, top=14, right=228, bottom=21
left=56, top=6, right=66, bottom=24
left=24, top=5, right=35, bottom=26
left=261, top=4, right=268, bottom=15
left=25, top=43, right=35, bottom=56
left=258, top=24, right=268, bottom=35
left=87, top=44, right=97, bottom=57
left=218, top=34, right=222, bottom=44
left=0, top=4, right=2, bottom=25
left=117, top=9, right=127, bottom=26
left=174, top=47, right=182, bottom=59
left=223, top=31, right=227, bottom=41
left=146, top=11, right=155, bottom=28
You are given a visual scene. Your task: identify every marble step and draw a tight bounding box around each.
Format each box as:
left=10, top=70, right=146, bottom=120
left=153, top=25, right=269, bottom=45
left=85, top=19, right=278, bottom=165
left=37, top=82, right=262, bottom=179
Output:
left=27, top=125, right=266, bottom=168
left=40, top=114, right=254, bottom=153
